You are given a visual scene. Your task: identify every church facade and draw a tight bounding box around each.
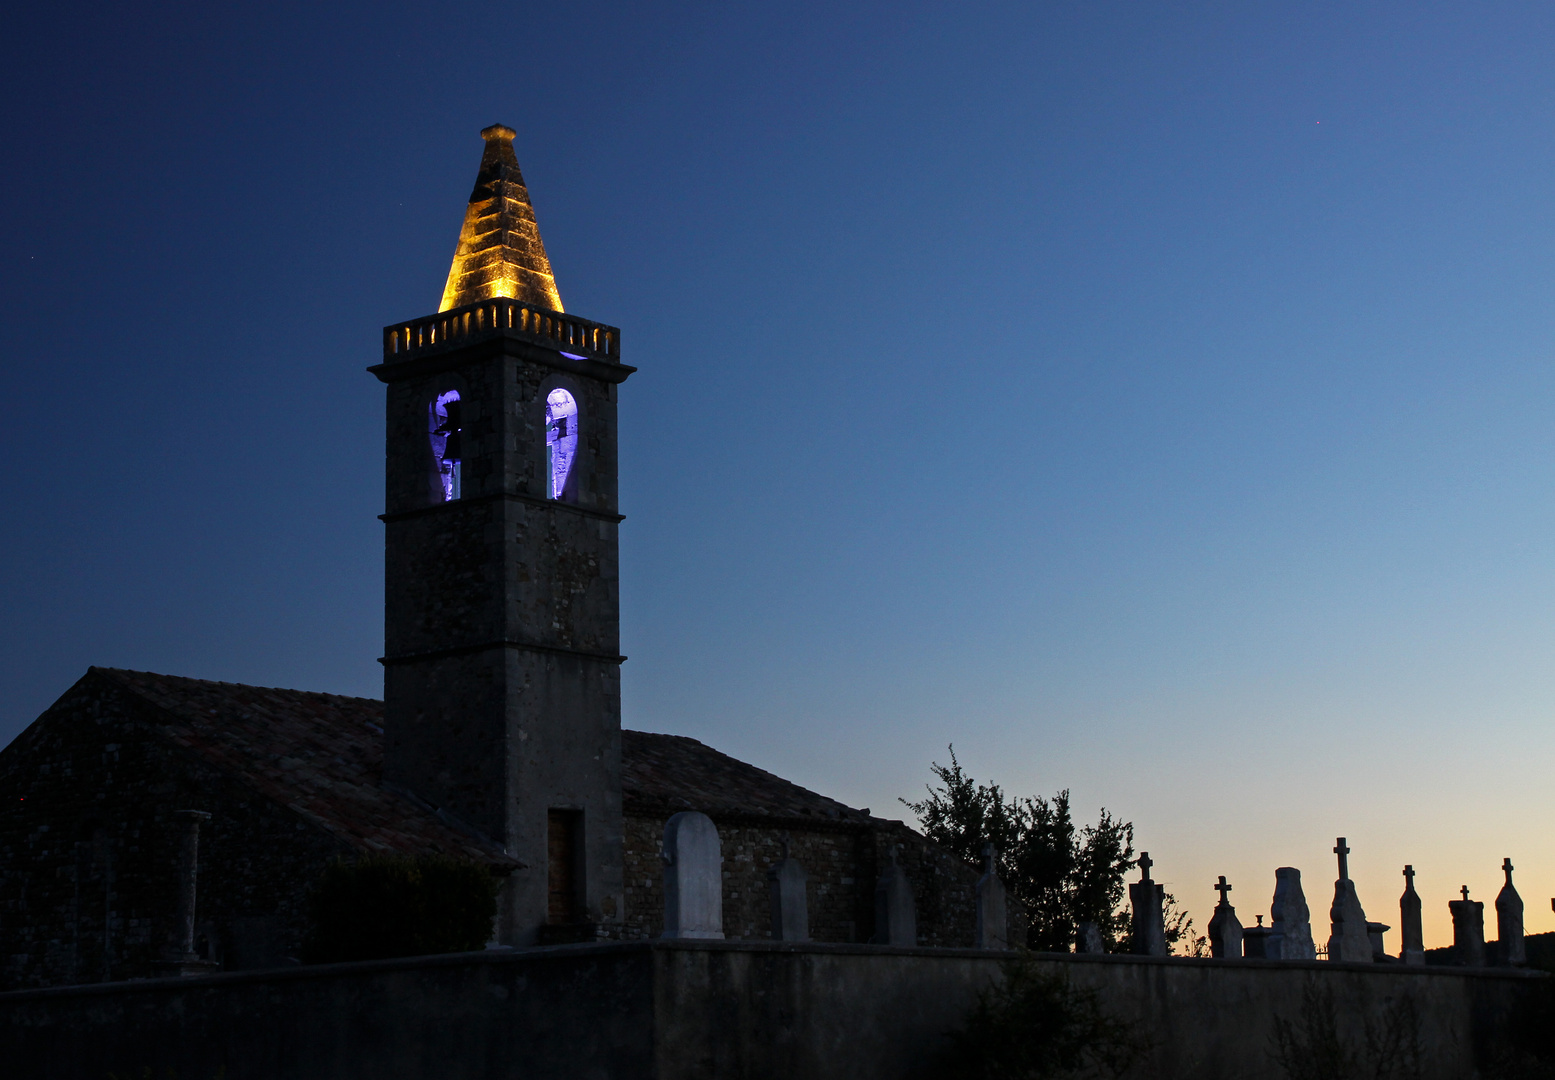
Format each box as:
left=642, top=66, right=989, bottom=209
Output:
left=0, top=126, right=1019, bottom=990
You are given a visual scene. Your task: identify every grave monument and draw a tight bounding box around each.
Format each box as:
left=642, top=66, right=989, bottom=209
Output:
left=1268, top=867, right=1316, bottom=961
left=1207, top=876, right=1243, bottom=960
left=1495, top=858, right=1525, bottom=967
left=1129, top=852, right=1167, bottom=957
left=1399, top=864, right=1425, bottom=965
left=1326, top=837, right=1372, bottom=963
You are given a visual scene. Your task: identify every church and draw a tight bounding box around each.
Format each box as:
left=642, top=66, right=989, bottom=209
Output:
left=0, top=126, right=1016, bottom=989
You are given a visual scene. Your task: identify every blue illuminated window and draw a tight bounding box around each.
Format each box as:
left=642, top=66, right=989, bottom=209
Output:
left=545, top=389, right=578, bottom=500
left=430, top=390, right=462, bottom=501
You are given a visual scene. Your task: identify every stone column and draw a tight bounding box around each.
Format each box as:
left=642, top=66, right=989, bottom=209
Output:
left=158, top=810, right=216, bottom=976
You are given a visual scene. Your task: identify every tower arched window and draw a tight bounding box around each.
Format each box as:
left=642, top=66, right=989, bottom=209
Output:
left=545, top=388, right=578, bottom=501
left=429, top=390, right=462, bottom=501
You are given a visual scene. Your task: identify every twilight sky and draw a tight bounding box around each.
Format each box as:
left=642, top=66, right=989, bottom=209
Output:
left=4, top=1, right=1555, bottom=949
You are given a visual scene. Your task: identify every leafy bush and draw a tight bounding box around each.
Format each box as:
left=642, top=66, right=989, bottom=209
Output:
left=901, top=747, right=1141, bottom=952
left=301, top=854, right=501, bottom=964
left=936, top=953, right=1142, bottom=1079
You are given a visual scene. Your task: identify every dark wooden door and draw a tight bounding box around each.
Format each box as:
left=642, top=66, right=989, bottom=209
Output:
left=547, top=809, right=582, bottom=924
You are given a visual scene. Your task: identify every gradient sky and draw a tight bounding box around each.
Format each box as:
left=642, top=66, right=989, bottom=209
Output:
left=4, top=1, right=1555, bottom=950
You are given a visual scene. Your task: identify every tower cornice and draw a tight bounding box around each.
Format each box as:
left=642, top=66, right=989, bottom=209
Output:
left=371, top=297, right=634, bottom=385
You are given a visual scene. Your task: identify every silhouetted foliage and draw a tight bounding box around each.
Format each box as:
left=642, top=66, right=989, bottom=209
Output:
left=902, top=747, right=1139, bottom=951
left=937, top=953, right=1141, bottom=1079
left=1163, top=892, right=1207, bottom=957
left=301, top=854, right=501, bottom=964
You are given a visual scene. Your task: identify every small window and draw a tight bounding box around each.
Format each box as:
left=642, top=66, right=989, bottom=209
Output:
left=430, top=391, right=462, bottom=502
left=545, top=388, right=578, bottom=500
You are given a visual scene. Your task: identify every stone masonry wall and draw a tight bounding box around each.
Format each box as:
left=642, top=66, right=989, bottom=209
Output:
left=0, top=674, right=349, bottom=989
left=623, top=813, right=1024, bottom=947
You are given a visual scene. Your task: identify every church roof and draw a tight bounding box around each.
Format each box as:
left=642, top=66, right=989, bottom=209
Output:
left=86, top=668, right=875, bottom=863
left=93, top=668, right=514, bottom=867
left=438, top=124, right=563, bottom=314
left=621, top=730, right=872, bottom=826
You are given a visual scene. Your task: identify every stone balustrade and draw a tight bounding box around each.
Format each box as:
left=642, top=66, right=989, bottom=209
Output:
left=383, top=299, right=620, bottom=363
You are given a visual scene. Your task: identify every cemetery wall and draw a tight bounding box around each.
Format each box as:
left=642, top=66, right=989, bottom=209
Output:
left=0, top=939, right=1537, bottom=1080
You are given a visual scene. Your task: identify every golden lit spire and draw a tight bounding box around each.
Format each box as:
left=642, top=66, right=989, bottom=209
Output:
left=438, top=124, right=563, bottom=313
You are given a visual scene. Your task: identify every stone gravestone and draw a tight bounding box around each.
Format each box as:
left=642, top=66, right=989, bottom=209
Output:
left=661, top=811, right=724, bottom=940
left=1129, top=852, right=1167, bottom=956
left=1400, top=865, right=1425, bottom=966
left=975, top=844, right=1009, bottom=950
left=1496, top=858, right=1525, bottom=968
left=1449, top=886, right=1486, bottom=967
left=1207, top=876, right=1244, bottom=960
left=1268, top=867, right=1317, bottom=960
left=1075, top=921, right=1106, bottom=954
left=767, top=838, right=809, bottom=942
left=1327, top=838, right=1373, bottom=963
left=1243, top=915, right=1273, bottom=959
left=873, top=848, right=917, bottom=946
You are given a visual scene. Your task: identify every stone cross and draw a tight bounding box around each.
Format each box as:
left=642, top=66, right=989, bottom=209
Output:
left=661, top=811, right=724, bottom=940
left=873, top=847, right=918, bottom=947
left=1495, top=857, right=1526, bottom=967
left=1208, top=876, right=1243, bottom=960
left=975, top=843, right=1009, bottom=950
left=1334, top=838, right=1351, bottom=881
left=1449, top=889, right=1486, bottom=967
left=1399, top=864, right=1425, bottom=965
left=1129, top=853, right=1166, bottom=956
left=1268, top=867, right=1316, bottom=960
left=767, top=836, right=810, bottom=943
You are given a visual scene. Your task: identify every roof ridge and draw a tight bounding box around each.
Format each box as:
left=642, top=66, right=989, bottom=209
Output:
left=93, top=667, right=383, bottom=705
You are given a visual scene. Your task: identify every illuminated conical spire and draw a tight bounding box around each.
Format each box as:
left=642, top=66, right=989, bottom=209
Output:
left=439, top=124, right=563, bottom=313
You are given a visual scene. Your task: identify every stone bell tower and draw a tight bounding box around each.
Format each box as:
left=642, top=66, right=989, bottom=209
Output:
left=370, top=124, right=633, bottom=945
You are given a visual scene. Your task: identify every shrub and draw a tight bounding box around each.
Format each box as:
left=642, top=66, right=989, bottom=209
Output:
left=301, top=854, right=501, bottom=964
left=937, top=953, right=1142, bottom=1079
